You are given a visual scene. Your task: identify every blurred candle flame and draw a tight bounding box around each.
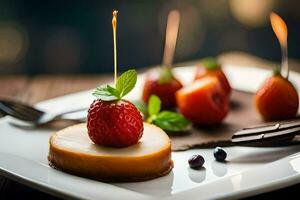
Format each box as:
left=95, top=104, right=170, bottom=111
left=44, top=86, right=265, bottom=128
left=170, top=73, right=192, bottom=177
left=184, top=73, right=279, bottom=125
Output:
left=163, top=10, right=180, bottom=68
left=270, top=12, right=289, bottom=78
left=270, top=12, right=288, bottom=47
left=112, top=10, right=118, bottom=85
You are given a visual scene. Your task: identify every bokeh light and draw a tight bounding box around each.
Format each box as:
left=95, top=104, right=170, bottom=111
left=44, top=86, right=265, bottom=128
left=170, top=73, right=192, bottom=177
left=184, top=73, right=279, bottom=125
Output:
left=0, top=22, right=28, bottom=65
left=43, top=27, right=84, bottom=73
left=229, top=0, right=275, bottom=27
left=0, top=0, right=299, bottom=74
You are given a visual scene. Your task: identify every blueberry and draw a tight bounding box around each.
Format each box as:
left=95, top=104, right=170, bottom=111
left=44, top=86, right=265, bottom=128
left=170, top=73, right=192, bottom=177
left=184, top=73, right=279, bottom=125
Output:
left=214, top=147, right=227, bottom=162
left=188, top=155, right=205, bottom=169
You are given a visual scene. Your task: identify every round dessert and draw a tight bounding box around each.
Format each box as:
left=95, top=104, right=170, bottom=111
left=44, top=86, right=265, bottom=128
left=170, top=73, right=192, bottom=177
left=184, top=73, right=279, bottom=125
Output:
left=48, top=123, right=173, bottom=182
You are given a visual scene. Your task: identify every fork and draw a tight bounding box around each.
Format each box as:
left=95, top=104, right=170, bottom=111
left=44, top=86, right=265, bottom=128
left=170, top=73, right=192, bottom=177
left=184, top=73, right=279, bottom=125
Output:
left=232, top=120, right=300, bottom=146
left=0, top=99, right=87, bottom=126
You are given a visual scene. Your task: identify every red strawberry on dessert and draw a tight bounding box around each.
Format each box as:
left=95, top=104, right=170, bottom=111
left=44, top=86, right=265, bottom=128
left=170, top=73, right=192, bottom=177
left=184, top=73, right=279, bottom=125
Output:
left=87, top=69, right=144, bottom=147
left=88, top=99, right=143, bottom=147
left=142, top=68, right=183, bottom=109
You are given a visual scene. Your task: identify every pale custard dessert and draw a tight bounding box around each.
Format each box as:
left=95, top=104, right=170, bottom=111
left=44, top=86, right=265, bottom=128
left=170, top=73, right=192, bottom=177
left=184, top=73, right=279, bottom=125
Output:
left=48, top=123, right=173, bottom=182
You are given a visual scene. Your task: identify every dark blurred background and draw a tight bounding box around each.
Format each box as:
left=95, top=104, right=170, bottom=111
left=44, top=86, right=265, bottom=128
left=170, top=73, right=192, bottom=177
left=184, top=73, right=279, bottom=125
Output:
left=0, top=0, right=299, bottom=75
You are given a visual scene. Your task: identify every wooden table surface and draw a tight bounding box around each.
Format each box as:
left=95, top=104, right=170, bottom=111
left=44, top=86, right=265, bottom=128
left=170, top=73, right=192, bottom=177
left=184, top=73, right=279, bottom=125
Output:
left=1, top=52, right=300, bottom=199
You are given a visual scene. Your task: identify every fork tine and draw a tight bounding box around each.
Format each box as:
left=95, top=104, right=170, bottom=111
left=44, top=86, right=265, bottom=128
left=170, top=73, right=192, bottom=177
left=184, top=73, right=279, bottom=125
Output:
left=0, top=102, right=32, bottom=120
left=0, top=101, right=42, bottom=121
left=1, top=103, right=38, bottom=120
left=2, top=100, right=42, bottom=114
left=0, top=99, right=87, bottom=126
left=11, top=102, right=43, bottom=119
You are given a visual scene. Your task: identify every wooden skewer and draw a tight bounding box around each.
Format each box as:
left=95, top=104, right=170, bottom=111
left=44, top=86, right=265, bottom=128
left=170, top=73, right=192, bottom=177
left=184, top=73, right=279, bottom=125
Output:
left=112, top=10, right=118, bottom=85
left=162, top=10, right=180, bottom=68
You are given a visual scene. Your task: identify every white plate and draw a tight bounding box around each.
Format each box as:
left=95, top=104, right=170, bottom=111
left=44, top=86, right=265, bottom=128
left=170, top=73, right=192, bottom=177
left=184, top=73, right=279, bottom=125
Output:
left=1, top=65, right=300, bottom=200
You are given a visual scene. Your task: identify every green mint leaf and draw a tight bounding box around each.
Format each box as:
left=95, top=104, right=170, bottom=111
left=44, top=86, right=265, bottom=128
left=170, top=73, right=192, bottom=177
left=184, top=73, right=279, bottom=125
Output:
left=116, top=69, right=137, bottom=98
left=92, top=85, right=119, bottom=101
left=145, top=95, right=190, bottom=132
left=148, top=95, right=161, bottom=116
left=158, top=67, right=173, bottom=84
left=133, top=100, right=148, bottom=118
left=202, top=57, right=220, bottom=70
left=92, top=69, right=137, bottom=101
left=153, top=111, right=189, bottom=132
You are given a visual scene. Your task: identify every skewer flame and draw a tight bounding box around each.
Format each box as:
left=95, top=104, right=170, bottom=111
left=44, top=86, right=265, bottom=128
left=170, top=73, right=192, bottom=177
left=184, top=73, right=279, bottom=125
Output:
left=270, top=12, right=289, bottom=78
left=270, top=12, right=288, bottom=48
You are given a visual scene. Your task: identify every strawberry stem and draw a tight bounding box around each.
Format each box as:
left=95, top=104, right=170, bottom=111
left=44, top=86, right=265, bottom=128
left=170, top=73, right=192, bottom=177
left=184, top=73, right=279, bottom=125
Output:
left=202, top=57, right=220, bottom=70
left=273, top=67, right=282, bottom=76
left=158, top=67, right=173, bottom=84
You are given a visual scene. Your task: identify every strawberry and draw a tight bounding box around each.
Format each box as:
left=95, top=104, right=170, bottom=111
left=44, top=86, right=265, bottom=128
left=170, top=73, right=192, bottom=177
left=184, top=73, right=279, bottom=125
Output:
left=87, top=69, right=144, bottom=147
left=87, top=99, right=143, bottom=147
left=195, top=58, right=231, bottom=95
left=142, top=68, right=183, bottom=108
left=255, top=72, right=299, bottom=121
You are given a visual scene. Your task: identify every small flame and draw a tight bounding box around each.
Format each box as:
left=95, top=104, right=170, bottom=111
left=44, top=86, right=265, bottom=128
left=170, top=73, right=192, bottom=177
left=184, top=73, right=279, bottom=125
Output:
left=270, top=12, right=289, bottom=78
left=112, top=10, right=118, bottom=29
left=270, top=12, right=288, bottom=47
